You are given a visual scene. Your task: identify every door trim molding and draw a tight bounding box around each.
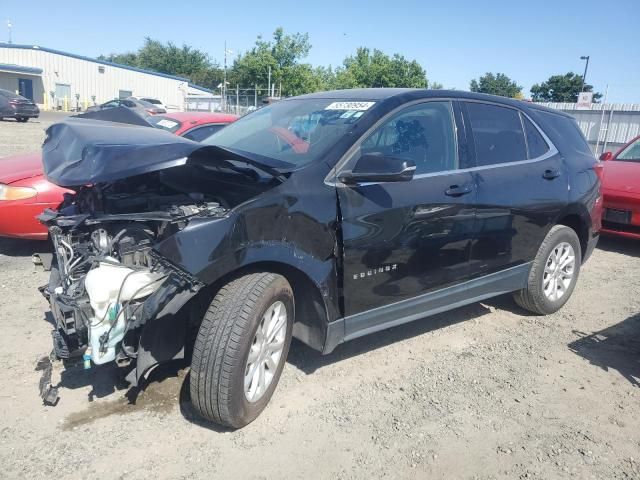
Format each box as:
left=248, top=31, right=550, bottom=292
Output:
left=323, top=262, right=531, bottom=353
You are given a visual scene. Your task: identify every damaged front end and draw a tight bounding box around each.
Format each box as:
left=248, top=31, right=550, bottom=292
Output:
left=37, top=113, right=287, bottom=402
left=39, top=187, right=219, bottom=386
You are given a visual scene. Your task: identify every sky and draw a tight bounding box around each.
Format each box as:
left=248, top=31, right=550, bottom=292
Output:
left=1, top=0, right=639, bottom=102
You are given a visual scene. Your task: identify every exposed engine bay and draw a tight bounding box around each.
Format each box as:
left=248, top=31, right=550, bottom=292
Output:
left=36, top=110, right=290, bottom=405
left=39, top=173, right=231, bottom=401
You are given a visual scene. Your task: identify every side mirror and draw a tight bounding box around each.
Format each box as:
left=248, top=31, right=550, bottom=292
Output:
left=599, top=151, right=613, bottom=161
left=338, top=154, right=416, bottom=184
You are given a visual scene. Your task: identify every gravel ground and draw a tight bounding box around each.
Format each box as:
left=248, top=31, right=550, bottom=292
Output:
left=0, top=116, right=638, bottom=479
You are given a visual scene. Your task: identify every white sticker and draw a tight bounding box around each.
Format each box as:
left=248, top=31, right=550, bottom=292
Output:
left=325, top=101, right=375, bottom=111
left=157, top=119, right=179, bottom=128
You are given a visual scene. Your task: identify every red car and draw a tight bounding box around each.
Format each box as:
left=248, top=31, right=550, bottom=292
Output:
left=600, top=135, right=640, bottom=239
left=0, top=112, right=238, bottom=240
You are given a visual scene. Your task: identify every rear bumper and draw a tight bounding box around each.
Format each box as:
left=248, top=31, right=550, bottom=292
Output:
left=601, top=226, right=640, bottom=240
left=1, top=107, right=40, bottom=118
left=600, top=194, right=640, bottom=240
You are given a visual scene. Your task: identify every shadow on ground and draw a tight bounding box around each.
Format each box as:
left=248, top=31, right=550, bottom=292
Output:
left=569, top=312, right=640, bottom=387
left=287, top=300, right=496, bottom=375
left=0, top=237, right=50, bottom=257
left=51, top=290, right=523, bottom=431
left=596, top=235, right=640, bottom=257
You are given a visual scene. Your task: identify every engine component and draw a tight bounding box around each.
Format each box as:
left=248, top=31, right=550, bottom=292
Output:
left=84, top=260, right=166, bottom=364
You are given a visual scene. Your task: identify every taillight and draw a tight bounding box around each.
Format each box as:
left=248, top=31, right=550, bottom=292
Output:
left=593, top=161, right=604, bottom=183
left=592, top=161, right=604, bottom=232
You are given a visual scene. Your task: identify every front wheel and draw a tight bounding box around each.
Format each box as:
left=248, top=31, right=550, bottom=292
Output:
left=514, top=225, right=581, bottom=315
left=190, top=273, right=293, bottom=428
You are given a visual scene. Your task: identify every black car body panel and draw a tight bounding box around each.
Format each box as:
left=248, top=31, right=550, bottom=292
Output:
left=38, top=89, right=601, bottom=389
left=42, top=114, right=292, bottom=187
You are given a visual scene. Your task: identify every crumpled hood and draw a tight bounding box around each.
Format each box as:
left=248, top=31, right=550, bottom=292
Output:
left=603, top=160, right=640, bottom=194
left=0, top=152, right=44, bottom=184
left=42, top=112, right=292, bottom=187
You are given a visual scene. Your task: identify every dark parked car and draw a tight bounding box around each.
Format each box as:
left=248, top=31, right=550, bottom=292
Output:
left=0, top=88, right=40, bottom=122
left=38, top=89, right=601, bottom=428
left=87, top=97, right=166, bottom=115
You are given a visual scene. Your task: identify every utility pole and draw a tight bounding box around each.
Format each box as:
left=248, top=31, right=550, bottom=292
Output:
left=268, top=66, right=271, bottom=99
left=580, top=55, right=590, bottom=92
left=223, top=41, right=228, bottom=112
left=7, top=20, right=12, bottom=44
left=222, top=42, right=232, bottom=112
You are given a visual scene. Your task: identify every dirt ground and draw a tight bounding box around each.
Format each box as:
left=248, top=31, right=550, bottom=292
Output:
left=0, top=115, right=638, bottom=480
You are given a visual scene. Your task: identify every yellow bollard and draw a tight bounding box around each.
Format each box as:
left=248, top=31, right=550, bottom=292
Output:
left=83, top=99, right=88, bottom=111
left=43, top=92, right=48, bottom=111
left=63, top=96, right=68, bottom=112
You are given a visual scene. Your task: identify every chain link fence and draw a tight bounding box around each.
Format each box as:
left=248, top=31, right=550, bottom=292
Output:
left=186, top=86, right=282, bottom=116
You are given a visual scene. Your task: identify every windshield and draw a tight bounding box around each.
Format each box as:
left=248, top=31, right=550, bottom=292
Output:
left=147, top=115, right=182, bottom=133
left=201, top=98, right=376, bottom=166
left=617, top=138, right=640, bottom=163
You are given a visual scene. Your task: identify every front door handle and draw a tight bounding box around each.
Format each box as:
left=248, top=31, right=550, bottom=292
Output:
left=445, top=184, right=473, bottom=197
left=543, top=169, right=561, bottom=180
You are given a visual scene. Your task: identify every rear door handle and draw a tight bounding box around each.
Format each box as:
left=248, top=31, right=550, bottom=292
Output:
left=543, top=169, right=561, bottom=180
left=445, top=184, right=473, bottom=197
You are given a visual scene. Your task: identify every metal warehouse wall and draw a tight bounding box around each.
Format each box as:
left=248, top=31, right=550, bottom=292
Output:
left=0, top=46, right=190, bottom=109
left=539, top=102, right=640, bottom=156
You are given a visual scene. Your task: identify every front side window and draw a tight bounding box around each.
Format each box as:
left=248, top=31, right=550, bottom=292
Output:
left=358, top=101, right=458, bottom=175
left=466, top=103, right=527, bottom=166
left=617, top=138, right=640, bottom=162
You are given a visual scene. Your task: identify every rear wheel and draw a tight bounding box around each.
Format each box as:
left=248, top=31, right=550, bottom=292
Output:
left=514, top=225, right=581, bottom=315
left=190, top=272, right=293, bottom=428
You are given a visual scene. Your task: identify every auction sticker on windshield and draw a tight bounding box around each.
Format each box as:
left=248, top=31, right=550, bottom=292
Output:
left=325, top=101, right=375, bottom=111
left=156, top=119, right=179, bottom=129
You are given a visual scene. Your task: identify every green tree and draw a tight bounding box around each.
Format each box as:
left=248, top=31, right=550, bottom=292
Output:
left=469, top=72, right=522, bottom=98
left=99, top=38, right=223, bottom=90
left=229, top=28, right=312, bottom=96
left=335, top=48, right=427, bottom=89
left=530, top=72, right=602, bottom=103
left=97, top=51, right=139, bottom=66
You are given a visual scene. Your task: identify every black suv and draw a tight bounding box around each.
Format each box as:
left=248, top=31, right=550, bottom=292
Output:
left=40, top=89, right=601, bottom=428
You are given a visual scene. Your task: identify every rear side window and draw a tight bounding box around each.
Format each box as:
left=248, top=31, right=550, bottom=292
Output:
left=522, top=115, right=550, bottom=158
left=466, top=103, right=527, bottom=166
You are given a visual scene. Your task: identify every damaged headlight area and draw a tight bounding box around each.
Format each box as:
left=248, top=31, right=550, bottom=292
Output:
left=39, top=179, right=225, bottom=382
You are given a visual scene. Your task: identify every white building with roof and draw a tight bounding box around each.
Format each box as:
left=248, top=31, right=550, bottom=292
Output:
left=0, top=43, right=212, bottom=111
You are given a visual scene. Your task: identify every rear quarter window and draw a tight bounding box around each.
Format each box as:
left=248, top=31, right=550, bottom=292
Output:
left=534, top=110, right=592, bottom=157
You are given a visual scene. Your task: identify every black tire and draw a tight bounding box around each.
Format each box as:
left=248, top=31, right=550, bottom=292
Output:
left=514, top=225, right=581, bottom=315
left=190, top=272, right=293, bottom=428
